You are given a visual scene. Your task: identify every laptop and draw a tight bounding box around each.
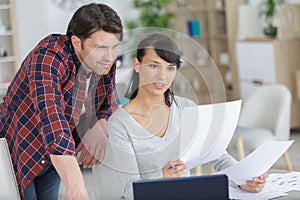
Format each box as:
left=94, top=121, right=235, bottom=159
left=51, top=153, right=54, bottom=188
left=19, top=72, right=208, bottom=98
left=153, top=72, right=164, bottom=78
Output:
left=133, top=174, right=229, bottom=200
left=0, top=138, right=20, bottom=200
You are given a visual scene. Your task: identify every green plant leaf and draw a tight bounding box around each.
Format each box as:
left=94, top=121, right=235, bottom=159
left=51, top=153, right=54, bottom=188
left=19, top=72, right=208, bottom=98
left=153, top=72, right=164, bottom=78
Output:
left=258, top=0, right=285, bottom=27
left=125, top=0, right=175, bottom=29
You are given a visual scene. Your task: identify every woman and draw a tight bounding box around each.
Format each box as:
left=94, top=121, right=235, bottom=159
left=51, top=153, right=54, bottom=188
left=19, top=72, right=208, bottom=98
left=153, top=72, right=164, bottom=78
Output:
left=105, top=33, right=267, bottom=199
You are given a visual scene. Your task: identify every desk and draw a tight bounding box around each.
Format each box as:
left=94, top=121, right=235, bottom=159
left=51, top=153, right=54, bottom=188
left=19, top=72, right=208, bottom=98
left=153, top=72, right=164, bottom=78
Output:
left=276, top=192, right=300, bottom=200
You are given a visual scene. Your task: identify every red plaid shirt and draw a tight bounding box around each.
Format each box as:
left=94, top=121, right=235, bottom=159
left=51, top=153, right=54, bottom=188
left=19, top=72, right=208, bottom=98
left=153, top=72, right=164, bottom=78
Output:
left=0, top=34, right=118, bottom=198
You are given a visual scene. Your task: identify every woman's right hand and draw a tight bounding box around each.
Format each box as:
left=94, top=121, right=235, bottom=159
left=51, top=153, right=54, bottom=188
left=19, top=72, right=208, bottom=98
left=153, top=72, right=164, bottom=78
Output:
left=162, top=160, right=186, bottom=178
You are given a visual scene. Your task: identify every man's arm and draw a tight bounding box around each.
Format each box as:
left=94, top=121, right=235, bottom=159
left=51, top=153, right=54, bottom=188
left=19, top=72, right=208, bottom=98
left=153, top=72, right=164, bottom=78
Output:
left=50, top=154, right=89, bottom=200
left=77, top=69, right=118, bottom=168
left=77, top=118, right=108, bottom=168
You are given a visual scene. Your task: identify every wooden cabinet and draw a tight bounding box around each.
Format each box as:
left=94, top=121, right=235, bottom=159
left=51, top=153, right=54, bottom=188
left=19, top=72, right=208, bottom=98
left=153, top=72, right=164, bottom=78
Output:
left=169, top=0, right=244, bottom=104
left=236, top=39, right=300, bottom=128
left=0, top=0, right=18, bottom=102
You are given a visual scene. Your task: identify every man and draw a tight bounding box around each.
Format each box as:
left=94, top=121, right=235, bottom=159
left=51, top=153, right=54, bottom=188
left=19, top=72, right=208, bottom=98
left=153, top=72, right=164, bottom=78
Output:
left=0, top=3, right=122, bottom=199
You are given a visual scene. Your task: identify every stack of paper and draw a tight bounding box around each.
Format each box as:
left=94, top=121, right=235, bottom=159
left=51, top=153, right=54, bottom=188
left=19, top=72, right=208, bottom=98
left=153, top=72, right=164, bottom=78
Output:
left=229, top=172, right=300, bottom=200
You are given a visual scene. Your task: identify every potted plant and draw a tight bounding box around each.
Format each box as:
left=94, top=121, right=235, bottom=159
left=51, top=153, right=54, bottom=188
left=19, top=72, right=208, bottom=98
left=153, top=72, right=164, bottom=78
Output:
left=125, top=0, right=175, bottom=29
left=121, top=0, right=175, bottom=64
left=258, top=0, right=285, bottom=37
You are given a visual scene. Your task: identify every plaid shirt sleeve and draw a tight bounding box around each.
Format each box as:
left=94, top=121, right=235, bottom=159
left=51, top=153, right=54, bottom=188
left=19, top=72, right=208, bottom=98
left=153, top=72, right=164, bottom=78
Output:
left=29, top=48, right=76, bottom=156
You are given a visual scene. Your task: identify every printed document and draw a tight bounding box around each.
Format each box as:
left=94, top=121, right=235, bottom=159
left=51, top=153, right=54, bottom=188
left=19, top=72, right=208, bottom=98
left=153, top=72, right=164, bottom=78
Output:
left=180, top=100, right=242, bottom=169
left=229, top=171, right=300, bottom=199
left=220, top=140, right=294, bottom=185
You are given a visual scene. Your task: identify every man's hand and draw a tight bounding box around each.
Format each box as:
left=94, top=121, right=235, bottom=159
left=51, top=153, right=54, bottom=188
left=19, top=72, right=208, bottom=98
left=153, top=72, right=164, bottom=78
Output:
left=64, top=184, right=89, bottom=200
left=239, top=173, right=269, bottom=193
left=50, top=154, right=89, bottom=200
left=77, top=118, right=108, bottom=168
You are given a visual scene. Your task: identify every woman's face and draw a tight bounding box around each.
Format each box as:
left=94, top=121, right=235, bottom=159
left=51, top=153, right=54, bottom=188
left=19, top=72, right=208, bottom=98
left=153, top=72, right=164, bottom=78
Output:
left=135, top=48, right=177, bottom=97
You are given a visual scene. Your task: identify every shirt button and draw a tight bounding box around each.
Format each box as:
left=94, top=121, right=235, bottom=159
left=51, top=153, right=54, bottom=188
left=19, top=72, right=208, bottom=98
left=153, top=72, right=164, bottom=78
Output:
left=41, top=160, right=45, bottom=164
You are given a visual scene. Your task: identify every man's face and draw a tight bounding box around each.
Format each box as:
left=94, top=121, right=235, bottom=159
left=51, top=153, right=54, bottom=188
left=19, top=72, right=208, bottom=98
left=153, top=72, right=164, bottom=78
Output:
left=74, top=30, right=120, bottom=75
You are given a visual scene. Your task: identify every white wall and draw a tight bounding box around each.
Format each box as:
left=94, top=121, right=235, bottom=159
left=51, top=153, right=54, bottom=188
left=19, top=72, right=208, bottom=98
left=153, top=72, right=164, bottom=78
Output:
left=15, top=0, right=138, bottom=62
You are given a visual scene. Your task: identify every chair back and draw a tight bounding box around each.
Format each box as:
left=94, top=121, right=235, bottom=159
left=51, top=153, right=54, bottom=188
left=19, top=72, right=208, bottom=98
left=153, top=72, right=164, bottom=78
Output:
left=238, top=84, right=291, bottom=141
left=0, top=138, right=20, bottom=200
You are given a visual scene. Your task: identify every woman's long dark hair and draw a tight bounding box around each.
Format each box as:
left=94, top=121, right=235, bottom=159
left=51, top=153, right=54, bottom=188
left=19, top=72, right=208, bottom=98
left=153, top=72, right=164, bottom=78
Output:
left=125, top=33, right=181, bottom=106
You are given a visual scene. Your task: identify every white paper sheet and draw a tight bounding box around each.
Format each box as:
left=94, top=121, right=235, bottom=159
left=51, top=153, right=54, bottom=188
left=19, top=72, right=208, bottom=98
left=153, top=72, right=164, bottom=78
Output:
left=180, top=100, right=242, bottom=169
left=220, top=140, right=294, bottom=185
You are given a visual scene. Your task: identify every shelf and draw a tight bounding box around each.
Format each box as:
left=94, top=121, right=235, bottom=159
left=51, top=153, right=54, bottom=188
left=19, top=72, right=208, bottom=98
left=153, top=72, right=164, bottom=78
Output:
left=192, top=36, right=209, bottom=40
left=0, top=82, right=9, bottom=96
left=170, top=0, right=244, bottom=101
left=0, top=56, right=15, bottom=63
left=0, top=30, right=13, bottom=36
left=0, top=0, right=18, bottom=99
left=0, top=4, right=10, bottom=9
left=175, top=8, right=207, bottom=14
left=212, top=34, right=228, bottom=39
left=0, top=82, right=9, bottom=102
left=209, top=8, right=226, bottom=12
left=218, top=63, right=230, bottom=68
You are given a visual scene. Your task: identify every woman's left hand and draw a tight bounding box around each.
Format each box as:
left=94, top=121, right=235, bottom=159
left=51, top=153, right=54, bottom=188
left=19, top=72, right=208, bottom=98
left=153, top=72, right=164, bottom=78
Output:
left=239, top=172, right=269, bottom=193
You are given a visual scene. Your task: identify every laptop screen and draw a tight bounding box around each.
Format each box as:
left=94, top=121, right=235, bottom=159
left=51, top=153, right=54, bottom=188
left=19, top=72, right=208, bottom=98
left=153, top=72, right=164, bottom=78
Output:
left=133, top=174, right=229, bottom=200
